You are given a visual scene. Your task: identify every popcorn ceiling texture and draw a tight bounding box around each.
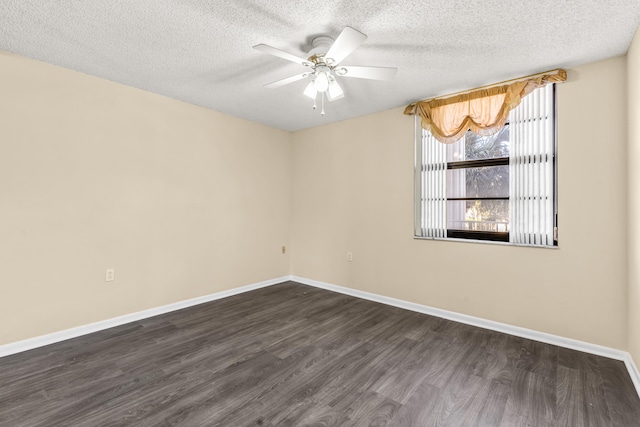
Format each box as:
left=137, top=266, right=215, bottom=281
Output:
left=0, top=0, right=639, bottom=131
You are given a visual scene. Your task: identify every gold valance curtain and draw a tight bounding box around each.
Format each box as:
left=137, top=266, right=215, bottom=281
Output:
left=404, top=69, right=567, bottom=144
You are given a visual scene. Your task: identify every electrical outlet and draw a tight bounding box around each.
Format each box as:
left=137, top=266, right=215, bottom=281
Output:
left=281, top=245, right=286, bottom=254
left=347, top=251, right=353, bottom=262
left=105, top=268, right=115, bottom=282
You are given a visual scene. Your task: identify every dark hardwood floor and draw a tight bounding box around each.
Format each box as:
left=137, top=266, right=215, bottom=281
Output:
left=1, top=281, right=639, bottom=426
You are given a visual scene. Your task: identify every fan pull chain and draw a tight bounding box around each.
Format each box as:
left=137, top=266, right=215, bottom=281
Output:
left=321, top=92, right=325, bottom=116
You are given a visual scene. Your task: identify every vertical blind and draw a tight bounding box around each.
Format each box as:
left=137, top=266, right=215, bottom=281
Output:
left=509, top=84, right=555, bottom=246
left=415, top=123, right=446, bottom=238
left=415, top=84, right=556, bottom=246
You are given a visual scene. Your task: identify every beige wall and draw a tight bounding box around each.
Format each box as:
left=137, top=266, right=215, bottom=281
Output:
left=291, top=56, right=629, bottom=349
left=629, top=28, right=640, bottom=362
left=0, top=52, right=292, bottom=345
left=0, top=48, right=634, bottom=353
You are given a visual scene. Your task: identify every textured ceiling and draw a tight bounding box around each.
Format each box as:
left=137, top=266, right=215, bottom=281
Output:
left=1, top=1, right=639, bottom=131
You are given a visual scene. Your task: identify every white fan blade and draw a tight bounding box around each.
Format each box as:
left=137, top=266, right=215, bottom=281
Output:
left=325, top=27, right=367, bottom=65
left=253, top=44, right=311, bottom=66
left=327, top=80, right=344, bottom=101
left=264, top=73, right=309, bottom=88
left=338, top=65, right=397, bottom=81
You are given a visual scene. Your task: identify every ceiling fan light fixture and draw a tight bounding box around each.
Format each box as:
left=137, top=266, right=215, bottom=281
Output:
left=314, top=70, right=330, bottom=92
left=328, top=79, right=344, bottom=101
left=303, top=81, right=317, bottom=99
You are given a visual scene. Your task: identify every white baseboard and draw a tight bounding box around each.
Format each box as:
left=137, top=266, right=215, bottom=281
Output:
left=625, top=356, right=640, bottom=397
left=291, top=275, right=640, bottom=398
left=0, top=276, right=289, bottom=358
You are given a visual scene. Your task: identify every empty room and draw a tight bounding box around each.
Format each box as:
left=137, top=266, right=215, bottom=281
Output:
left=2, top=1, right=640, bottom=425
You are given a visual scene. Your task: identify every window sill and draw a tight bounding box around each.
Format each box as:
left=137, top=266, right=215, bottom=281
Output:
left=413, top=235, right=559, bottom=249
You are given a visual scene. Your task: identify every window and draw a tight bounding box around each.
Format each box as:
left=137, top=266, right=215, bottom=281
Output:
left=446, top=126, right=510, bottom=242
left=414, top=84, right=557, bottom=247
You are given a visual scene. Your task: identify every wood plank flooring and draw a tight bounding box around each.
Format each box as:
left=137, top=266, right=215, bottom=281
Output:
left=1, top=281, right=639, bottom=426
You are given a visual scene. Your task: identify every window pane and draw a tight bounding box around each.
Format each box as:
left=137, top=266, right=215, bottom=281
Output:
left=447, top=165, right=509, bottom=198
left=447, top=200, right=510, bottom=232
left=446, top=125, right=510, bottom=162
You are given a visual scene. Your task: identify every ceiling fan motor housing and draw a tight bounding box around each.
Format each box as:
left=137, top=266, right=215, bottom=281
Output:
left=307, top=36, right=335, bottom=65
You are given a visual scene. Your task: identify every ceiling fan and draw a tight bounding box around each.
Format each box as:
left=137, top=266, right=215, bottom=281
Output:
left=253, top=27, right=398, bottom=115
